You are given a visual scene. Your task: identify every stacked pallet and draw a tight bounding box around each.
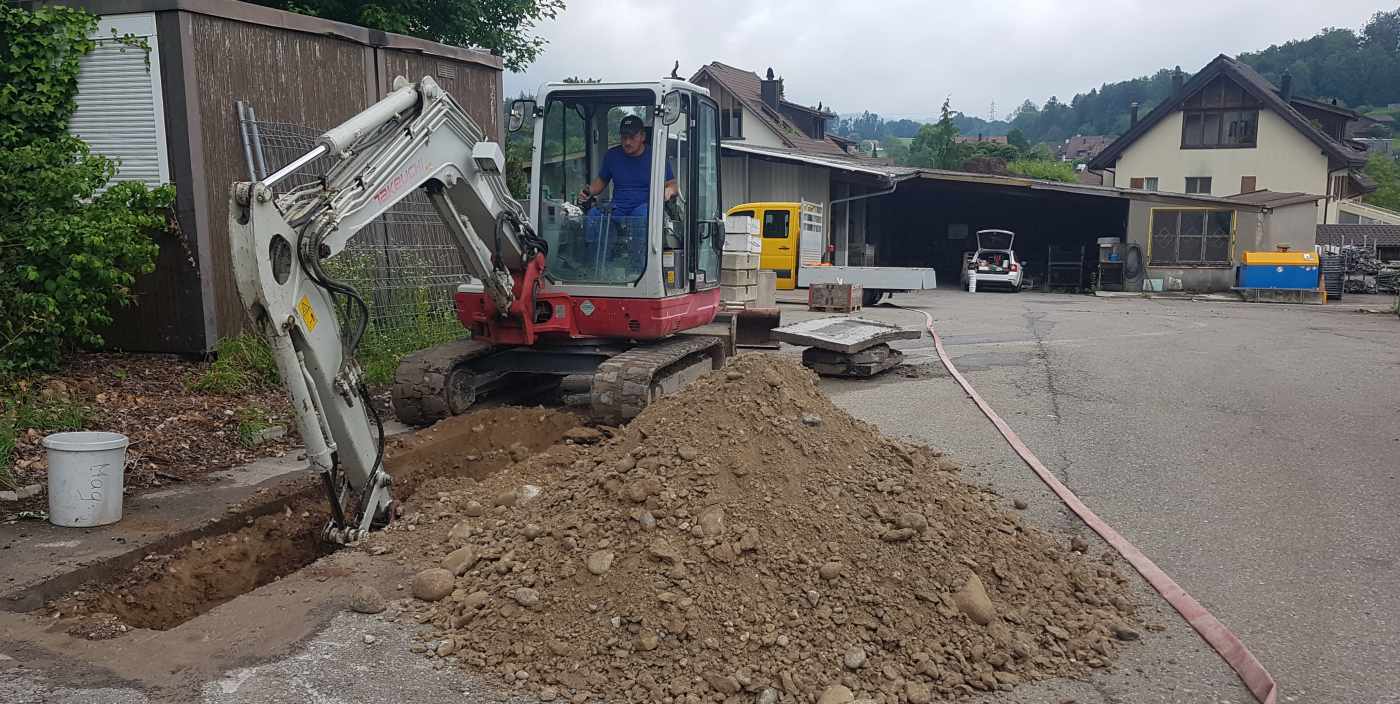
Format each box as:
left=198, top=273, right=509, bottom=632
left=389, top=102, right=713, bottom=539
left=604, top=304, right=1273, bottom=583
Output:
left=721, top=214, right=761, bottom=308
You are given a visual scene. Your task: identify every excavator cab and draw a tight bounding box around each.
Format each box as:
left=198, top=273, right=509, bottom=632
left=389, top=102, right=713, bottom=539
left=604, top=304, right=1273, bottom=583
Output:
left=520, top=81, right=724, bottom=304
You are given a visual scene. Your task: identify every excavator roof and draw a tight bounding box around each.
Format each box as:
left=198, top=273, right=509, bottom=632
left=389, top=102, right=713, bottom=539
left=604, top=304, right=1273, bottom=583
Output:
left=536, top=79, right=710, bottom=98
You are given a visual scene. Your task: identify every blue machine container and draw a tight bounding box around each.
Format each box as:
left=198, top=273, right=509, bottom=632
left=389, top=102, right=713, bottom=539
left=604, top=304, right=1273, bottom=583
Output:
left=1236, top=251, right=1320, bottom=289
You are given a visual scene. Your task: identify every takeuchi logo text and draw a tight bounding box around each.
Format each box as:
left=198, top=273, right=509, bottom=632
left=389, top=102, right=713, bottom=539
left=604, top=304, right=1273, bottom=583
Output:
left=374, top=161, right=431, bottom=204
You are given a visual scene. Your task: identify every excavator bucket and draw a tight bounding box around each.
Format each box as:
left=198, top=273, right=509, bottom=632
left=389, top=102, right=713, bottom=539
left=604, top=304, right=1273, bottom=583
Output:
left=724, top=308, right=781, bottom=348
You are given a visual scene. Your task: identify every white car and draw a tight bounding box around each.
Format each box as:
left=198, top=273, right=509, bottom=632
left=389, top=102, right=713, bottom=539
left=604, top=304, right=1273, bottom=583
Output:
left=961, top=229, right=1023, bottom=292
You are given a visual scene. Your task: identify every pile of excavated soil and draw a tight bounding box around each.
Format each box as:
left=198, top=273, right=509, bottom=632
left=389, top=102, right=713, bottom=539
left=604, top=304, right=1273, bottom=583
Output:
left=365, top=354, right=1142, bottom=704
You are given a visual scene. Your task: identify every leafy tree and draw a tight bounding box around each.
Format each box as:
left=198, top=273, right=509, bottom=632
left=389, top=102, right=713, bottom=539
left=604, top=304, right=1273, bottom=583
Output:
left=963, top=140, right=1020, bottom=161
left=908, top=98, right=964, bottom=169
left=878, top=136, right=910, bottom=163
left=1006, top=128, right=1029, bottom=153
left=246, top=0, right=566, bottom=71
left=1364, top=153, right=1400, bottom=211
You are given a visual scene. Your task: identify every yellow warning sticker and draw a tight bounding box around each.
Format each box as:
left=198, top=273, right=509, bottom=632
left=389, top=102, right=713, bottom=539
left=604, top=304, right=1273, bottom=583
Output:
left=297, top=295, right=318, bottom=331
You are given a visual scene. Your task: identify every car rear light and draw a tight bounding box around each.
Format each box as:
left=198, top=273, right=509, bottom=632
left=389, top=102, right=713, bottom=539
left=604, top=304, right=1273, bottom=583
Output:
left=1010, top=262, right=1019, bottom=272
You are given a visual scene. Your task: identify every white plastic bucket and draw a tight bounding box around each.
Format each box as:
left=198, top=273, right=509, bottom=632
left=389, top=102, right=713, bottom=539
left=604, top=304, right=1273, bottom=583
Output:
left=42, top=431, right=129, bottom=527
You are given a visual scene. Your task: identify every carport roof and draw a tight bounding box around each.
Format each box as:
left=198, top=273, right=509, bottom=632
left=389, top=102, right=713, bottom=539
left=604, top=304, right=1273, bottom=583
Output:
left=723, top=142, right=1269, bottom=210
left=887, top=166, right=1267, bottom=209
left=1229, top=190, right=1323, bottom=208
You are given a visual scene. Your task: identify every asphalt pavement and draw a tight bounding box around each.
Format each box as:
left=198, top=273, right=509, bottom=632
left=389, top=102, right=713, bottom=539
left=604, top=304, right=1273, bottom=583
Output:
left=810, top=289, right=1400, bottom=704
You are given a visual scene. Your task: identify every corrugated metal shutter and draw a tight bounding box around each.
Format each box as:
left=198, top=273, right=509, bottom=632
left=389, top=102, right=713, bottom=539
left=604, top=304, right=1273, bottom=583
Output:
left=69, top=13, right=169, bottom=189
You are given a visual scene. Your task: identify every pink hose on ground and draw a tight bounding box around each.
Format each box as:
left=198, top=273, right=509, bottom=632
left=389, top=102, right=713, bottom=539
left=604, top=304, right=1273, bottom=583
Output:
left=911, top=307, right=1278, bottom=704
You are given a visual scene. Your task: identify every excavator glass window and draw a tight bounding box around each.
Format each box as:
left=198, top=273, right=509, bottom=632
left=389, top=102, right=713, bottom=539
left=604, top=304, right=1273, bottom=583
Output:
left=693, top=98, right=723, bottom=289
left=537, top=91, right=657, bottom=286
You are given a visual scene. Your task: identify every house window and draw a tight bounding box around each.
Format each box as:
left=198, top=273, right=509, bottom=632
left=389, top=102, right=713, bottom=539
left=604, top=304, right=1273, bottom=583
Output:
left=1240, top=176, right=1257, bottom=193
left=1150, top=209, right=1234, bottom=266
left=720, top=108, right=743, bottom=139
left=1185, top=177, right=1212, bottom=194
left=1180, top=76, right=1259, bottom=149
left=1144, top=177, right=1158, bottom=191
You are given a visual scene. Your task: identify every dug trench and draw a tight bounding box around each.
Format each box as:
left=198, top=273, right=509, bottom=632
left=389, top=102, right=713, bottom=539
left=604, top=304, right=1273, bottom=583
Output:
left=6, top=407, right=584, bottom=634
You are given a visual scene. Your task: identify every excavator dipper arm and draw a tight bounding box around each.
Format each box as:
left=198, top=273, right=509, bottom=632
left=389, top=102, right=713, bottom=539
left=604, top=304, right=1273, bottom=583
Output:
left=228, top=76, right=541, bottom=542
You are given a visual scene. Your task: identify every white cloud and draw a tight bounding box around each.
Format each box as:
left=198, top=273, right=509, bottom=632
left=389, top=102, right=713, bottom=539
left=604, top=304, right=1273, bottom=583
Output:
left=506, top=0, right=1387, bottom=120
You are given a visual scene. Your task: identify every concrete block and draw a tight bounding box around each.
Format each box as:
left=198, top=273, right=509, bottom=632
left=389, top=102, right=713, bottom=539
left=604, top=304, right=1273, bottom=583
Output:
left=16, top=483, right=43, bottom=499
left=721, top=284, right=757, bottom=302
left=0, top=491, right=17, bottom=503
left=755, top=270, right=777, bottom=308
left=721, top=269, right=757, bottom=286
left=724, top=214, right=759, bottom=235
left=722, top=252, right=759, bottom=270
left=723, top=233, right=761, bottom=254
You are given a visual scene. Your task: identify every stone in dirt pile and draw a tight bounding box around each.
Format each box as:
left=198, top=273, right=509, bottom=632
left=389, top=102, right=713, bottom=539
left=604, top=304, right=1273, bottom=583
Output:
left=366, top=355, right=1141, bottom=703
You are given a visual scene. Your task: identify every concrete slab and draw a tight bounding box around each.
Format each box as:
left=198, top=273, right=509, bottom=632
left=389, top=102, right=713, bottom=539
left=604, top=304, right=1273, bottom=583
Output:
left=771, top=316, right=921, bottom=354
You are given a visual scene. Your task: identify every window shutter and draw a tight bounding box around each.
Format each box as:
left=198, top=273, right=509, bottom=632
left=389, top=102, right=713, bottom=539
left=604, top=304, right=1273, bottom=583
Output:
left=1130, top=177, right=1144, bottom=189
left=69, top=14, right=170, bottom=190
left=1240, top=176, right=1256, bottom=193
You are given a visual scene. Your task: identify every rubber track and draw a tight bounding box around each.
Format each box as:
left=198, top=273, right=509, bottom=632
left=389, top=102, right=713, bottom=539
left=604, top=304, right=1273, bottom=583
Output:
left=901, top=304, right=1278, bottom=704
left=591, top=336, right=724, bottom=423
left=391, top=339, right=493, bottom=426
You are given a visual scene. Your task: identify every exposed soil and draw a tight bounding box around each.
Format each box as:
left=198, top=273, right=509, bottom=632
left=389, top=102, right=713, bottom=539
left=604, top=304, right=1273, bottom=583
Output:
left=5, top=352, right=295, bottom=513
left=46, top=406, right=582, bottom=633
left=84, top=499, right=333, bottom=630
left=363, top=354, right=1143, bottom=704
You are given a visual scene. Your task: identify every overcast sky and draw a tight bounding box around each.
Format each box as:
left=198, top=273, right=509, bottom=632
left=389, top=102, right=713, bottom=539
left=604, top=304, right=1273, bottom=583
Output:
left=505, top=0, right=1390, bottom=121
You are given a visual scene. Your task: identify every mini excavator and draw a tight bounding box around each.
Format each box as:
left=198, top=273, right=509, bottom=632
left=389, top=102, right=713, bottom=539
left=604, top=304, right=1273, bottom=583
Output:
left=229, top=75, right=729, bottom=541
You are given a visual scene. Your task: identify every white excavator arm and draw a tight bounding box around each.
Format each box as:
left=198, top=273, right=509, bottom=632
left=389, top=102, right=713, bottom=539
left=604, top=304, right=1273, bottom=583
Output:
left=228, top=76, right=542, bottom=542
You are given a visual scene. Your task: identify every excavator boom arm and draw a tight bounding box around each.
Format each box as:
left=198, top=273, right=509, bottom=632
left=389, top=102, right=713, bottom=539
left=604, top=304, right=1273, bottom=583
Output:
left=228, top=76, right=537, bottom=542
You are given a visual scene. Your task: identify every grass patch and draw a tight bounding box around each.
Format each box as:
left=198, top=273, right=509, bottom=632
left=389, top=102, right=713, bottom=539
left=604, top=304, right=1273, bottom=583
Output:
left=355, top=315, right=464, bottom=386
left=1, top=421, right=15, bottom=490
left=234, top=406, right=276, bottom=448
left=0, top=385, right=93, bottom=489
left=190, top=334, right=280, bottom=395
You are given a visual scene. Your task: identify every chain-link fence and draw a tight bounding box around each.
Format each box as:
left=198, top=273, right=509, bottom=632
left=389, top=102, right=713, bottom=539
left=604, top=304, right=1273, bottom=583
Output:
left=237, top=102, right=469, bottom=382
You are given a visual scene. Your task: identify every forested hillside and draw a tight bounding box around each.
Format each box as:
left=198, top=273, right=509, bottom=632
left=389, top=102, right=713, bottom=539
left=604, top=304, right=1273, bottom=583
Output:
left=836, top=7, right=1400, bottom=146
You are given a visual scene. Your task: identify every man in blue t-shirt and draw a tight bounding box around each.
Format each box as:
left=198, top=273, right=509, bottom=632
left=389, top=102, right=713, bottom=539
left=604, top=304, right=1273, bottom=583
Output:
left=573, top=114, right=677, bottom=276
left=578, top=114, right=677, bottom=216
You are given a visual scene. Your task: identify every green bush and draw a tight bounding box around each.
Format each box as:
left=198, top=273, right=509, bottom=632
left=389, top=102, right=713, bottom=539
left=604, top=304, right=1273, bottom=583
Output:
left=1007, top=159, right=1078, bottom=183
left=0, top=5, right=176, bottom=376
left=190, top=334, right=280, bottom=394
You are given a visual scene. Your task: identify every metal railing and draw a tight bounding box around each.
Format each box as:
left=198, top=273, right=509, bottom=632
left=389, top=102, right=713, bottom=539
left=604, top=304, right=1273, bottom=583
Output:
left=236, top=102, right=468, bottom=378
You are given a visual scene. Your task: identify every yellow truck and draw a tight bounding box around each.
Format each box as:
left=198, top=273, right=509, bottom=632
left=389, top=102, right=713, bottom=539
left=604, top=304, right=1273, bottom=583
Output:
left=725, top=200, right=937, bottom=306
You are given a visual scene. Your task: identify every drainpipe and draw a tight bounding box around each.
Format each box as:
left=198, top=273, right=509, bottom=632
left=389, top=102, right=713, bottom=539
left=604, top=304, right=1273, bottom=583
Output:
left=829, top=176, right=899, bottom=266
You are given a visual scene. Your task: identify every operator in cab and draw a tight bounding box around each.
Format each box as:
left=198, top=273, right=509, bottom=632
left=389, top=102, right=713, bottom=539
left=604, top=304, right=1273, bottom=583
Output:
left=578, top=114, right=678, bottom=217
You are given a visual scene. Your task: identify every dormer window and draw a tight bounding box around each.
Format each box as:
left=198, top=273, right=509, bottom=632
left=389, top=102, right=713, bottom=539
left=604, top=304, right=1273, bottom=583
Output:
left=1181, top=76, right=1260, bottom=149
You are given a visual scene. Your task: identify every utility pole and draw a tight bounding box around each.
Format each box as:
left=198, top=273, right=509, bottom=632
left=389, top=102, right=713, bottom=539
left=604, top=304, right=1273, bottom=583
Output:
left=989, top=100, right=997, bottom=123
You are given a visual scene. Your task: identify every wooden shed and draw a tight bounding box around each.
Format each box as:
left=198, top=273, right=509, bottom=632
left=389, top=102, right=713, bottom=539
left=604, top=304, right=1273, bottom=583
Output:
left=56, top=0, right=504, bottom=354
